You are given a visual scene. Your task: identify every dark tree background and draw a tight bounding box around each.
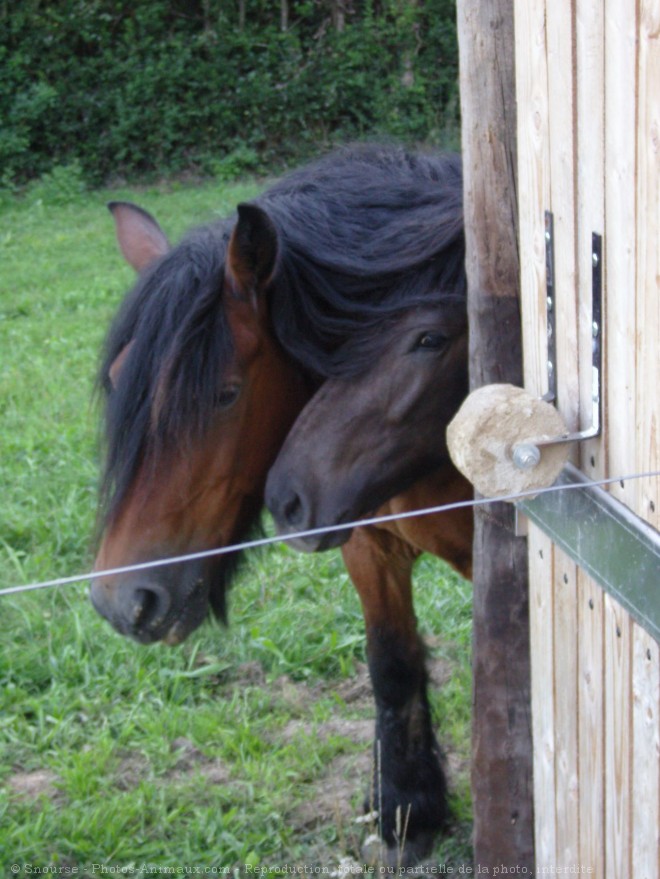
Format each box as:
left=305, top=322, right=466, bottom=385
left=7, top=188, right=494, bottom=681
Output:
left=0, top=0, right=459, bottom=185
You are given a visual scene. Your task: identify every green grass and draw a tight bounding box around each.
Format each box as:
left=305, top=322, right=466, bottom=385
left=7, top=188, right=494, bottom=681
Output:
left=0, top=172, right=473, bottom=872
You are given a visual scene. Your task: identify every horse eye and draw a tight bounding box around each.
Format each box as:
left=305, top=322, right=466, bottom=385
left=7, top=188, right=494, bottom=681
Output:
left=215, top=384, right=241, bottom=409
left=415, top=332, right=447, bottom=350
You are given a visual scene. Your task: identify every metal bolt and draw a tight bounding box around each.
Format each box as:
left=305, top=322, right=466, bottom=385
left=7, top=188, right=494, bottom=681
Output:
left=512, top=443, right=541, bottom=471
left=592, top=251, right=599, bottom=267
left=592, top=321, right=599, bottom=337
left=547, top=296, right=553, bottom=311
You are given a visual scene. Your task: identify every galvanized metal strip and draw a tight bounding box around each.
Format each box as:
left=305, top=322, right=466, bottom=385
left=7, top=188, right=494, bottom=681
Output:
left=519, top=464, right=660, bottom=642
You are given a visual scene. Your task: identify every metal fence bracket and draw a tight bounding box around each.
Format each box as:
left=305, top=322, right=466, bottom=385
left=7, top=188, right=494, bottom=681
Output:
left=513, top=218, right=603, bottom=470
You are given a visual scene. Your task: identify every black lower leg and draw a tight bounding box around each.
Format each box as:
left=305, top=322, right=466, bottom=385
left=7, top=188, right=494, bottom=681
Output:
left=365, top=628, right=449, bottom=848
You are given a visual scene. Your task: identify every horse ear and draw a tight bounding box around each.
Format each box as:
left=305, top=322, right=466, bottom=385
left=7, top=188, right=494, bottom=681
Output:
left=227, top=203, right=279, bottom=297
left=108, top=201, right=170, bottom=273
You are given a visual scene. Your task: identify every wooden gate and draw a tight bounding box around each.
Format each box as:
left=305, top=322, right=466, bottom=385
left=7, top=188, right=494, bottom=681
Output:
left=514, top=0, right=659, bottom=875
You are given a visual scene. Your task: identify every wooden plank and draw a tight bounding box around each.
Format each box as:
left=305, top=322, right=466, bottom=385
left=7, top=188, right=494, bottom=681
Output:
left=514, top=0, right=551, bottom=397
left=546, top=0, right=579, bottom=437
left=636, top=0, right=660, bottom=528
left=552, top=548, right=579, bottom=867
left=575, top=0, right=606, bottom=481
left=528, top=524, right=556, bottom=869
left=577, top=570, right=605, bottom=876
left=513, top=4, right=556, bottom=870
left=632, top=623, right=660, bottom=879
left=604, top=594, right=632, bottom=877
left=603, top=0, right=637, bottom=504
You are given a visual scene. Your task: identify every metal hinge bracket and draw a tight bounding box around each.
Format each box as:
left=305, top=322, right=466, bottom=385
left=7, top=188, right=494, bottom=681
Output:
left=513, top=214, right=603, bottom=471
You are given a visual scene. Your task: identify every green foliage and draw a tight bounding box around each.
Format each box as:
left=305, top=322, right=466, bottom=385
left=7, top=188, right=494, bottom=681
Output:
left=0, top=0, right=460, bottom=186
left=25, top=162, right=87, bottom=206
left=210, top=146, right=263, bottom=182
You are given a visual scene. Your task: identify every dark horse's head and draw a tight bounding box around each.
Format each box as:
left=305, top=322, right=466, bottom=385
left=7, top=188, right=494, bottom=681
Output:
left=265, top=300, right=469, bottom=551
left=91, top=145, right=466, bottom=645
left=91, top=202, right=310, bottom=644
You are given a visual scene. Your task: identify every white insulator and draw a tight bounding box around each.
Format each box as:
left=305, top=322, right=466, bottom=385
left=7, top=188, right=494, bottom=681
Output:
left=446, top=383, right=571, bottom=499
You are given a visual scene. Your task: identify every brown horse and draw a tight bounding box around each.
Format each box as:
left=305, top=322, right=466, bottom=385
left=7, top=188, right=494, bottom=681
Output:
left=90, top=146, right=470, bottom=864
left=92, top=201, right=311, bottom=643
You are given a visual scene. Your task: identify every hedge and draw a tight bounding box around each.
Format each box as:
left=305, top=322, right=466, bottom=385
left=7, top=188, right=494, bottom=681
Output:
left=0, top=0, right=459, bottom=185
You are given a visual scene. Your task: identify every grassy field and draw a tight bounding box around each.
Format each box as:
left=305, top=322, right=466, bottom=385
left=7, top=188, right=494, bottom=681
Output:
left=0, top=171, right=473, bottom=872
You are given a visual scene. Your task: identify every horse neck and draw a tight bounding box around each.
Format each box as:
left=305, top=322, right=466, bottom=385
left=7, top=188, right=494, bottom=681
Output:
left=369, top=463, right=474, bottom=580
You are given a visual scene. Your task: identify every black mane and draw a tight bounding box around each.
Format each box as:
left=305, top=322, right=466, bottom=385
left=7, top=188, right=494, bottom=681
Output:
left=99, top=221, right=235, bottom=525
left=263, top=144, right=465, bottom=379
left=99, top=144, right=465, bottom=530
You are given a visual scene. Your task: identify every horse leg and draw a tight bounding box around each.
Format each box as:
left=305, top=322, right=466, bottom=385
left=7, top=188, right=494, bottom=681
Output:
left=341, top=524, right=449, bottom=866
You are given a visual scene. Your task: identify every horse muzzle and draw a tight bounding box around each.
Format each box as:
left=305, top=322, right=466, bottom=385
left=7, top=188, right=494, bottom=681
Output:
left=264, top=479, right=353, bottom=552
left=90, top=562, right=210, bottom=645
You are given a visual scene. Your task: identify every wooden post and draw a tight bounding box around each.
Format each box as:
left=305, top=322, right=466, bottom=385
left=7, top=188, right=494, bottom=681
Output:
left=456, top=1, right=535, bottom=871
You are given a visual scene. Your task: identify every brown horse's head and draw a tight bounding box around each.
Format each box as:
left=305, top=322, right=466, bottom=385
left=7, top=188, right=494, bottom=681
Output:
left=91, top=202, right=310, bottom=644
left=265, top=302, right=468, bottom=551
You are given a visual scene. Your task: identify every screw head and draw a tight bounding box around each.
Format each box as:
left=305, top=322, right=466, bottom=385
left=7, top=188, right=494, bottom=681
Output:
left=512, top=444, right=541, bottom=471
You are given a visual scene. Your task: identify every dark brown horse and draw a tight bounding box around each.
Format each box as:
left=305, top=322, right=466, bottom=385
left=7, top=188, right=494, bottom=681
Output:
left=265, top=304, right=474, bottom=863
left=90, top=145, right=470, bottom=864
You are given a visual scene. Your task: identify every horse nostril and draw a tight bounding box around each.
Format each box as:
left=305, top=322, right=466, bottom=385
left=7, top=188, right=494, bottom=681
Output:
left=130, top=584, right=171, bottom=631
left=283, top=491, right=304, bottom=527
